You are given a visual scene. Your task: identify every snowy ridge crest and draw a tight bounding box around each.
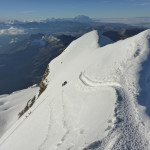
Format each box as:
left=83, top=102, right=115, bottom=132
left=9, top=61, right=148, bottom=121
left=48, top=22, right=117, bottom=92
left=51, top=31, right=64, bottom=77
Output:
left=0, top=29, right=150, bottom=150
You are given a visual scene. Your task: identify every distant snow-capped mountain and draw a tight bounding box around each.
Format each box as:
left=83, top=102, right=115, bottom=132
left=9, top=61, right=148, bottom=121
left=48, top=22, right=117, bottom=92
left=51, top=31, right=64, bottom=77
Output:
left=0, top=29, right=150, bottom=150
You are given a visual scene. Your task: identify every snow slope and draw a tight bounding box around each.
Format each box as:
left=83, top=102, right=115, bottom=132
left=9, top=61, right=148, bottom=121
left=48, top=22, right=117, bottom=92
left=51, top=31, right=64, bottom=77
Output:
left=0, top=85, right=39, bottom=138
left=0, top=30, right=150, bottom=150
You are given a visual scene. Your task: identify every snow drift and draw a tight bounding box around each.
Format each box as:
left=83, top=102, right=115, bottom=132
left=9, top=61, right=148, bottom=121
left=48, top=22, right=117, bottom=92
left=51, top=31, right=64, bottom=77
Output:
left=0, top=29, right=150, bottom=150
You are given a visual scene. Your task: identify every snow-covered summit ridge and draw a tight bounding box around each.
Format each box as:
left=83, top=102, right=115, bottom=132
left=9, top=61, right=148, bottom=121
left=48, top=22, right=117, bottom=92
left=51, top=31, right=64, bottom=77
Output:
left=46, top=29, right=150, bottom=87
left=1, top=29, right=150, bottom=150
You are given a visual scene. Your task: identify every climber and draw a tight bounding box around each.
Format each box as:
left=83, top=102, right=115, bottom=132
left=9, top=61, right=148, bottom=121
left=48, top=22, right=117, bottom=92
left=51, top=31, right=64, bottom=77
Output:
left=62, top=81, right=67, bottom=86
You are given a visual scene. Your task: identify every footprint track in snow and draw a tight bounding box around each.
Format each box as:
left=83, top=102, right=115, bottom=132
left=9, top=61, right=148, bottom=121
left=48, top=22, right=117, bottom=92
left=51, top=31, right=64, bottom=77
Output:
left=79, top=72, right=121, bottom=88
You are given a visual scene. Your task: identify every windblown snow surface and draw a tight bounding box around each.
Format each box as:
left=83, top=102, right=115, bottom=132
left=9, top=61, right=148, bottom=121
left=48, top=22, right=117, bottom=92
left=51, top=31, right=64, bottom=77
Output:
left=0, top=30, right=150, bottom=150
left=0, top=85, right=39, bottom=138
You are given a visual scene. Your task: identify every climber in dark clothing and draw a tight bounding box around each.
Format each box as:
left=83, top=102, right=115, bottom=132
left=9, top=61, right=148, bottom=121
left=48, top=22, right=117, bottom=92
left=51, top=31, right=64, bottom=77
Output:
left=62, top=81, right=67, bottom=86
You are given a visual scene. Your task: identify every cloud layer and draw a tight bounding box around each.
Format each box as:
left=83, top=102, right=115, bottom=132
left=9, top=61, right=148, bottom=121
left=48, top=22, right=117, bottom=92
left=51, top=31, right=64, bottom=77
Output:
left=0, top=27, right=26, bottom=35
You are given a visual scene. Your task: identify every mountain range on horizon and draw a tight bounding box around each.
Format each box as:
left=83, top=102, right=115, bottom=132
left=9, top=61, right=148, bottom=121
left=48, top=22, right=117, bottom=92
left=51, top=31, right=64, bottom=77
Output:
left=1, top=15, right=150, bottom=27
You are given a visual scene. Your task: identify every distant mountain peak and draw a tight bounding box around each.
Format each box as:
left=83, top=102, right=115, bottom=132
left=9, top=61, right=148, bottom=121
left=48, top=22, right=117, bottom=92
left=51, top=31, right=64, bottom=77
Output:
left=74, top=15, right=93, bottom=22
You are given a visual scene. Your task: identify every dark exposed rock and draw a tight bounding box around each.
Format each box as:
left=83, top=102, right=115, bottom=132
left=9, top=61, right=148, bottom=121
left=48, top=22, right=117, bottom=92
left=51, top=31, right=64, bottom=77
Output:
left=18, top=96, right=36, bottom=118
left=38, top=65, right=49, bottom=97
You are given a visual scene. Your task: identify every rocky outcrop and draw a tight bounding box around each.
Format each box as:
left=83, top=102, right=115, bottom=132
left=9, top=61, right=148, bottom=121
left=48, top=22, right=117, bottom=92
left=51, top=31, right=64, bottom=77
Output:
left=38, top=65, right=49, bottom=97
left=18, top=96, right=36, bottom=118
left=18, top=65, right=49, bottom=119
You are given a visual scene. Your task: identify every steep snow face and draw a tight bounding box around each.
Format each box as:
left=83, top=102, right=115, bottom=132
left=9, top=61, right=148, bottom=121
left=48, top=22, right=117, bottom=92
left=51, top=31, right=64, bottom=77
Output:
left=0, top=85, right=39, bottom=138
left=0, top=30, right=150, bottom=150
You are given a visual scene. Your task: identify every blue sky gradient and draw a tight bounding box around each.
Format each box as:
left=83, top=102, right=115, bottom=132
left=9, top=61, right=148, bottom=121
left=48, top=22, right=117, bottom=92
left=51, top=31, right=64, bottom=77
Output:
left=0, top=0, right=150, bottom=20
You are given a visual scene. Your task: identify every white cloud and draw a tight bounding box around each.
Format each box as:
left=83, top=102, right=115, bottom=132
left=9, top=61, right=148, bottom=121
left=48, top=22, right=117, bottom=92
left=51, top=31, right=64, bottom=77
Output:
left=0, top=27, right=26, bottom=35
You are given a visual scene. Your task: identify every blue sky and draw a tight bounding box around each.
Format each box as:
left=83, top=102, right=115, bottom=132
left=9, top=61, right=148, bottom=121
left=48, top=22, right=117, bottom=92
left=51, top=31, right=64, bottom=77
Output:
left=0, top=0, right=150, bottom=20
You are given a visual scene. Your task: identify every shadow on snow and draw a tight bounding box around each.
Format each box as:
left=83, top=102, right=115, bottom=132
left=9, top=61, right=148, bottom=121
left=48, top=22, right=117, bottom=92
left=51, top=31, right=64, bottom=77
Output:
left=137, top=39, right=150, bottom=116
